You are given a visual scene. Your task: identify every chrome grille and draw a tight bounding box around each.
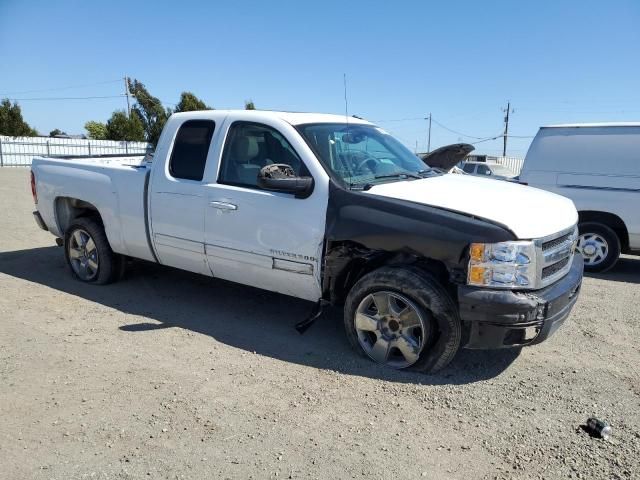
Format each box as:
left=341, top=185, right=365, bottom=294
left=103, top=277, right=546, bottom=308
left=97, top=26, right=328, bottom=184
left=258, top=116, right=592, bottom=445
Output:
left=542, top=232, right=572, bottom=251
left=542, top=256, right=570, bottom=279
left=535, top=225, right=578, bottom=288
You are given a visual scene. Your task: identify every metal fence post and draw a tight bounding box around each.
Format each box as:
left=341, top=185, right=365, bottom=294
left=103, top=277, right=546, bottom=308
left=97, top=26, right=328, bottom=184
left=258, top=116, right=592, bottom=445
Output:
left=88, top=142, right=91, bottom=156
left=125, top=142, right=129, bottom=155
left=46, top=141, right=50, bottom=156
left=0, top=137, right=4, bottom=167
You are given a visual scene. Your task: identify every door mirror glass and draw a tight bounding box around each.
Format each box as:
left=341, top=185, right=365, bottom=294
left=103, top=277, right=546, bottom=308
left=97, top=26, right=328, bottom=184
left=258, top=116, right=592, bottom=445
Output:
left=257, top=164, right=314, bottom=198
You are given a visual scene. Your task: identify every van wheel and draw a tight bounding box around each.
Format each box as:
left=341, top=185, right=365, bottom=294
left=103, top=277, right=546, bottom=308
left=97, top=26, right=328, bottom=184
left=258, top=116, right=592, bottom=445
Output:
left=344, top=266, right=461, bottom=373
left=577, top=222, right=621, bottom=273
left=64, top=217, right=124, bottom=285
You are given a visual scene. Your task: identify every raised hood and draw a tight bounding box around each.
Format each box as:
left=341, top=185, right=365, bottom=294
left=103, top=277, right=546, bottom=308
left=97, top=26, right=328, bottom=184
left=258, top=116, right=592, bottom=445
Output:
left=365, top=174, right=577, bottom=239
left=421, top=143, right=474, bottom=170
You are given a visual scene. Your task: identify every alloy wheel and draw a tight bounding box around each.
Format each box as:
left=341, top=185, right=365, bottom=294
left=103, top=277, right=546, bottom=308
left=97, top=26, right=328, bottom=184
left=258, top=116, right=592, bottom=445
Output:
left=354, top=291, right=428, bottom=369
left=67, top=228, right=99, bottom=281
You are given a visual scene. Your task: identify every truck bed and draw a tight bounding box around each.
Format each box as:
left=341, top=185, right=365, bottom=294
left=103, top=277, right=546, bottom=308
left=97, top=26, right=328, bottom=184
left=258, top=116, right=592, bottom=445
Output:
left=31, top=155, right=156, bottom=262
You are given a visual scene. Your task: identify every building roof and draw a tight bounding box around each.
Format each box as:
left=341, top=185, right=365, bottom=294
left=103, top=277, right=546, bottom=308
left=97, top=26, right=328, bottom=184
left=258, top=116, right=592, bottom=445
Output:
left=543, top=122, right=640, bottom=128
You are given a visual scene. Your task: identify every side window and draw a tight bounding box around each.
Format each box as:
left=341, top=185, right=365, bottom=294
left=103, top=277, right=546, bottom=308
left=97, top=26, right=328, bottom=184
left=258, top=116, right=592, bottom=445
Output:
left=462, top=163, right=476, bottom=173
left=476, top=164, right=491, bottom=175
left=169, top=120, right=215, bottom=181
left=218, top=122, right=309, bottom=188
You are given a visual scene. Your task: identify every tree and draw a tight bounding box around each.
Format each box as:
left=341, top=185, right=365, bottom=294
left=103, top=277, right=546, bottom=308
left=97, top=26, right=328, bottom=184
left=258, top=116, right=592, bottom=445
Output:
left=127, top=78, right=170, bottom=146
left=49, top=128, right=67, bottom=137
left=84, top=121, right=108, bottom=140
left=0, top=99, right=38, bottom=136
left=174, top=92, right=211, bottom=112
left=105, top=110, right=145, bottom=142
left=244, top=100, right=256, bottom=110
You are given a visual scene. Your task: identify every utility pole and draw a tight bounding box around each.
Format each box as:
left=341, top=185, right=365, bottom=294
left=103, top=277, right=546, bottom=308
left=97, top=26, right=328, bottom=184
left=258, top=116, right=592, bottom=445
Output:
left=425, top=113, right=432, bottom=153
left=502, top=101, right=511, bottom=157
left=124, top=76, right=131, bottom=118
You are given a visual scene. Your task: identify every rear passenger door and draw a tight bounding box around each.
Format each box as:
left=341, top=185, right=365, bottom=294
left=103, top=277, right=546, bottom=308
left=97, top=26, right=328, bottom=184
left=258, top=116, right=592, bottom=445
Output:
left=149, top=119, right=216, bottom=276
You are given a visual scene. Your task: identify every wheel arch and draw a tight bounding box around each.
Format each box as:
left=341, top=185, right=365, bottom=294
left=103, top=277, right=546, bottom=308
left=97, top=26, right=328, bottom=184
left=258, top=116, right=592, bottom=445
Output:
left=323, top=242, right=452, bottom=305
left=578, top=210, right=630, bottom=253
left=54, top=196, right=104, bottom=235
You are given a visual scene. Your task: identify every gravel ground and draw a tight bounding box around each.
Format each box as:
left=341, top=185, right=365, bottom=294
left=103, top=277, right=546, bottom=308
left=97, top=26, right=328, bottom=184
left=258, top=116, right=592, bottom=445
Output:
left=1, top=167, right=639, bottom=480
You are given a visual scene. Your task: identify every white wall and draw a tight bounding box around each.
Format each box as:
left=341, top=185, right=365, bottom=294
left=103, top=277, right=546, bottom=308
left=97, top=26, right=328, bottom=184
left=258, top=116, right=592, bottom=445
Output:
left=0, top=136, right=150, bottom=166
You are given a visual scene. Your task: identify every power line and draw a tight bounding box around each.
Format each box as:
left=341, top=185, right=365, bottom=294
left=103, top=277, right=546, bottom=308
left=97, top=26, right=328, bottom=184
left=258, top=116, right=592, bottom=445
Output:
left=5, top=95, right=125, bottom=101
left=375, top=115, right=503, bottom=140
left=371, top=116, right=425, bottom=122
left=470, top=135, right=502, bottom=145
left=0, top=79, right=122, bottom=96
left=430, top=117, right=501, bottom=140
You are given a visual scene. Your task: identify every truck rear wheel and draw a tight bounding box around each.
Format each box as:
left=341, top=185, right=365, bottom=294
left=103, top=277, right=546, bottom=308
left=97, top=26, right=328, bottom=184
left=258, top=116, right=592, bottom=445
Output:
left=64, top=217, right=124, bottom=285
left=577, top=222, right=621, bottom=273
left=344, top=266, right=461, bottom=373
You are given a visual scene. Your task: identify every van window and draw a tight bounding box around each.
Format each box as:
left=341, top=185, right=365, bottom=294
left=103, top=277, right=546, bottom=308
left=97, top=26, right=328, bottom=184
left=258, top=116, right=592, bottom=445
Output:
left=477, top=164, right=491, bottom=175
left=219, top=122, right=309, bottom=188
left=462, top=163, right=476, bottom=174
left=169, top=120, right=215, bottom=181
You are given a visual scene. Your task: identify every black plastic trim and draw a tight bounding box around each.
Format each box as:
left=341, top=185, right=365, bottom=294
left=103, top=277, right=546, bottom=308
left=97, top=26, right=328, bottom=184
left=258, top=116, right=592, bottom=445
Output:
left=33, top=211, right=48, bottom=231
left=322, top=179, right=517, bottom=301
left=143, top=169, right=159, bottom=263
left=458, top=254, right=583, bottom=349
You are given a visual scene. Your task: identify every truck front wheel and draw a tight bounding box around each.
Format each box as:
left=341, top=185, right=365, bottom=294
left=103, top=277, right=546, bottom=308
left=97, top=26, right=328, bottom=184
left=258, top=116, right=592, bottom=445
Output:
left=64, top=217, right=124, bottom=285
left=344, top=266, right=461, bottom=373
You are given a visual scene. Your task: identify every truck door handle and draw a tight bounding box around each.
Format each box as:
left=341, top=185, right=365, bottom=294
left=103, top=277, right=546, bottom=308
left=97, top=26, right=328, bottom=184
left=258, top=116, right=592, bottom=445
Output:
left=209, top=201, right=238, bottom=211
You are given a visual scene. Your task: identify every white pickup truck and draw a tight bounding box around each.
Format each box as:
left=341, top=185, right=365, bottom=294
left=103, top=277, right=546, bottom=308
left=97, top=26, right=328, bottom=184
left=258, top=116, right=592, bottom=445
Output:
left=31, top=110, right=583, bottom=372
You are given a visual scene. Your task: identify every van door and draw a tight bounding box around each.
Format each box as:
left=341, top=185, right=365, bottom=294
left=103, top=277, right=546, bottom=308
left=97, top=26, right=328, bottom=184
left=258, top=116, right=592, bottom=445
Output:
left=203, top=119, right=326, bottom=301
left=149, top=119, right=216, bottom=276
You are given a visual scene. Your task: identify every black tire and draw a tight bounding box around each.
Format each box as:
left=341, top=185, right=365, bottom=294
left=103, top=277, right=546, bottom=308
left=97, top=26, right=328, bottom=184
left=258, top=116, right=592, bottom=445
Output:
left=578, top=222, right=621, bottom=273
left=344, top=266, right=461, bottom=373
left=64, top=217, right=125, bottom=285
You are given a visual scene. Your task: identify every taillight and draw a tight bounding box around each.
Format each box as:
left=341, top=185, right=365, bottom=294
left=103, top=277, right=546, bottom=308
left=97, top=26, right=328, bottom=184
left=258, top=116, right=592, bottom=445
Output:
left=30, top=170, right=38, bottom=204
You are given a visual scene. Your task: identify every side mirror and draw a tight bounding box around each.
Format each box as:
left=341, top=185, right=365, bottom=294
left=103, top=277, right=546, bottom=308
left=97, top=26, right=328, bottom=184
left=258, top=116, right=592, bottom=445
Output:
left=257, top=164, right=314, bottom=199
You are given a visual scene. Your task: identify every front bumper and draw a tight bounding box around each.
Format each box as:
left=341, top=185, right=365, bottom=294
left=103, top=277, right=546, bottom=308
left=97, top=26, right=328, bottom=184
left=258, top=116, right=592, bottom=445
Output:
left=458, top=254, right=583, bottom=349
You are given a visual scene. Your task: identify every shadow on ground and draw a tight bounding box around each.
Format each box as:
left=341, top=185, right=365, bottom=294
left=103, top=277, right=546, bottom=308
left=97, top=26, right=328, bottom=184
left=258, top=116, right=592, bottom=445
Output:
left=586, top=255, right=640, bottom=285
left=0, top=246, right=529, bottom=385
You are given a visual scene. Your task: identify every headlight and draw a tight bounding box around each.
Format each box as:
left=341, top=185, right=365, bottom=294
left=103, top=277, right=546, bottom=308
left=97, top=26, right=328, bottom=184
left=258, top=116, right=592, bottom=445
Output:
left=467, top=241, right=537, bottom=288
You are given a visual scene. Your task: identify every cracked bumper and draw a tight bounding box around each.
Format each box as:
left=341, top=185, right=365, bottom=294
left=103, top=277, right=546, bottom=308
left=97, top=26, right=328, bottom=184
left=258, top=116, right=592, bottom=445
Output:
left=458, top=254, right=583, bottom=349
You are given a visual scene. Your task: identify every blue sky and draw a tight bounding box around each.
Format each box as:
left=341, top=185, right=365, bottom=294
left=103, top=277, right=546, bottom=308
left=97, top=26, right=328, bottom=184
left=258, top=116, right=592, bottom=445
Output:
left=1, top=0, right=639, bottom=156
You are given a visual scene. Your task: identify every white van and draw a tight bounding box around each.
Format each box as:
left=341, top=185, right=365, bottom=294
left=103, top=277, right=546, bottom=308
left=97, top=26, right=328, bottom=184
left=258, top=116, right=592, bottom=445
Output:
left=520, top=123, right=640, bottom=272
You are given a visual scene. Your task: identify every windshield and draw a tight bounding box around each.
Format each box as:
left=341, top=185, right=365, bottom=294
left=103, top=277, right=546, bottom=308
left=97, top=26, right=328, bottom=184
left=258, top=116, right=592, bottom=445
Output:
left=297, top=123, right=433, bottom=188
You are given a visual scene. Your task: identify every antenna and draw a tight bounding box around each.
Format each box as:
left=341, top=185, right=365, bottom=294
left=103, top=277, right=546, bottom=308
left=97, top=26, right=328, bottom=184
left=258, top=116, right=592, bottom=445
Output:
left=343, top=73, right=349, bottom=120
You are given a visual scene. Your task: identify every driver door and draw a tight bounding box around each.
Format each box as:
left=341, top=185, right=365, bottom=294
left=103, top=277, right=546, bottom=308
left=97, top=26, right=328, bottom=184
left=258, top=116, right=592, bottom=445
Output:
left=203, top=118, right=327, bottom=302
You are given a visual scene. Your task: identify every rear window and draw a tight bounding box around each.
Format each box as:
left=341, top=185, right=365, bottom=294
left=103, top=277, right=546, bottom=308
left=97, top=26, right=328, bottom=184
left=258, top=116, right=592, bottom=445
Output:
left=169, top=120, right=215, bottom=181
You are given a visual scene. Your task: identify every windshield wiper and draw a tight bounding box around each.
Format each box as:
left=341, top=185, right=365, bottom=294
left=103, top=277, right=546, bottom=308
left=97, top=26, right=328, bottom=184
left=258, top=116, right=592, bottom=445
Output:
left=347, top=182, right=374, bottom=191
left=373, top=172, right=422, bottom=181
left=347, top=173, right=422, bottom=191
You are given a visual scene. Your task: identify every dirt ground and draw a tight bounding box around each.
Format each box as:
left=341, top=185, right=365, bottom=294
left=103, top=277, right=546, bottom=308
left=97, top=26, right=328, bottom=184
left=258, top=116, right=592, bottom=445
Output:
left=1, top=167, right=639, bottom=479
